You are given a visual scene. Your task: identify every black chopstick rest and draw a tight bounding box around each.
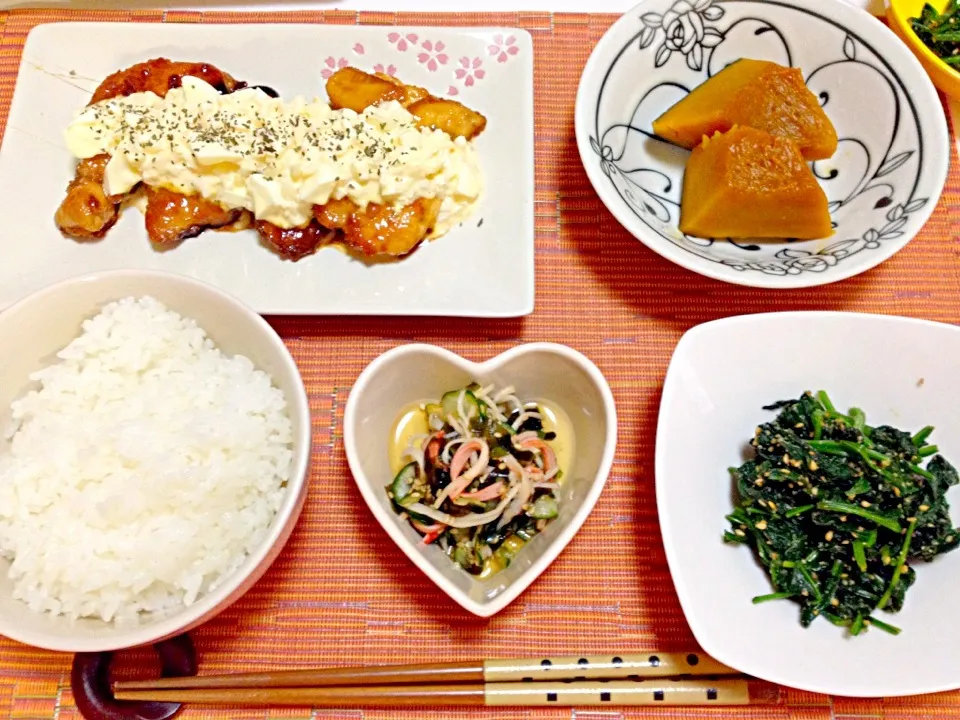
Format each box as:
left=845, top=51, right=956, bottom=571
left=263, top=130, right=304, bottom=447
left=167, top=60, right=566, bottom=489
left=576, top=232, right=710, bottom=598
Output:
left=72, top=633, right=197, bottom=720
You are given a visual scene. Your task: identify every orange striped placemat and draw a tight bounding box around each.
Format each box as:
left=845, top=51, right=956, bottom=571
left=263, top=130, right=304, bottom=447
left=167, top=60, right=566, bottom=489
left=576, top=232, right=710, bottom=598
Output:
left=1, top=9, right=960, bottom=720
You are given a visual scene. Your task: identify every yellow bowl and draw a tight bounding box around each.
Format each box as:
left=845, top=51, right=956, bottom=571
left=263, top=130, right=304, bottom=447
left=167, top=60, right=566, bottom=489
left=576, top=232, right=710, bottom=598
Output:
left=887, top=0, right=960, bottom=99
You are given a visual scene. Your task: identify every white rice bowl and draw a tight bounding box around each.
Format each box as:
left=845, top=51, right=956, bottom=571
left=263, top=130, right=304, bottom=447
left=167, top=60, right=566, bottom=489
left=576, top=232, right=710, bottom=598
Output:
left=0, top=296, right=293, bottom=624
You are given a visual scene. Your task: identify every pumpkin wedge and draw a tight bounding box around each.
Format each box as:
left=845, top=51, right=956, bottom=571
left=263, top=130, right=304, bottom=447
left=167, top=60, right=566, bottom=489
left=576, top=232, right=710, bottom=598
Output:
left=679, top=126, right=833, bottom=240
left=652, top=58, right=838, bottom=161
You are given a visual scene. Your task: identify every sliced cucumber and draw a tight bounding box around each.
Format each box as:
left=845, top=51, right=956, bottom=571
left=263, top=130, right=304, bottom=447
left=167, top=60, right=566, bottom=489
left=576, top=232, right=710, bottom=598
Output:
left=441, top=389, right=482, bottom=423
left=465, top=383, right=489, bottom=419
left=424, top=403, right=445, bottom=430
left=390, top=462, right=421, bottom=507
left=479, top=553, right=505, bottom=578
left=440, top=390, right=460, bottom=419
left=529, top=495, right=559, bottom=520
left=492, top=535, right=525, bottom=569
left=403, top=506, right=435, bottom=526
left=516, top=526, right=535, bottom=541
left=453, top=544, right=473, bottom=569
left=500, top=535, right=525, bottom=557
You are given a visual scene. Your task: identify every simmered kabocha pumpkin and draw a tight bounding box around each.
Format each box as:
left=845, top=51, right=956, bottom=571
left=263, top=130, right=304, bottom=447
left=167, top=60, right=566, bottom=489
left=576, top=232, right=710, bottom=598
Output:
left=652, top=59, right=838, bottom=161
left=679, top=126, right=833, bottom=240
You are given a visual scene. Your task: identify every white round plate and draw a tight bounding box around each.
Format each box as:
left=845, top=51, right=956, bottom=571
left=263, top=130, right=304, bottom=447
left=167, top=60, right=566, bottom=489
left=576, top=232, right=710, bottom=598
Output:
left=575, top=0, right=950, bottom=288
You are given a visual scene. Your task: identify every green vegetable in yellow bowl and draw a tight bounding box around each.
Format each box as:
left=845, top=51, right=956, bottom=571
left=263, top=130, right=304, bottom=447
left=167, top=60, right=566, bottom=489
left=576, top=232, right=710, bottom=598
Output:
left=910, top=0, right=960, bottom=66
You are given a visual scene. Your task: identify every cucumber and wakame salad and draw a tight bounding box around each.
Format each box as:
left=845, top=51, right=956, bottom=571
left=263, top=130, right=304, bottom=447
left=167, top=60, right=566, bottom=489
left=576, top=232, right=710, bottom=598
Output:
left=388, top=382, right=563, bottom=578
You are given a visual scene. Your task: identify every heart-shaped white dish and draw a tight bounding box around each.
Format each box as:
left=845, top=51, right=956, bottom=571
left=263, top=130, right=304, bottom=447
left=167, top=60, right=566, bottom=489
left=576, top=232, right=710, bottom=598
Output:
left=344, top=343, right=617, bottom=617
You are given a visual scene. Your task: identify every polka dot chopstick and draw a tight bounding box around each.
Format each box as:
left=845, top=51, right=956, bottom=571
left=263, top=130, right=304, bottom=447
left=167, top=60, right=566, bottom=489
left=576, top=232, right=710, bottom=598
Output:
left=113, top=653, right=779, bottom=707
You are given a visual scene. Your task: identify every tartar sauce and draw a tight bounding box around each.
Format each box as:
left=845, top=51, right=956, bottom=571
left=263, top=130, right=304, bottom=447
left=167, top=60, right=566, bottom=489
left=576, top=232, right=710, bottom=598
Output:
left=65, top=77, right=483, bottom=233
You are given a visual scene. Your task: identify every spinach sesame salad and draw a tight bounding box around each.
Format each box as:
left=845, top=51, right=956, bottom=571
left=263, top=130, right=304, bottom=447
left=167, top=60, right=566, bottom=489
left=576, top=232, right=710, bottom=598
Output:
left=910, top=0, right=960, bottom=67
left=725, top=391, right=960, bottom=637
left=388, top=383, right=563, bottom=578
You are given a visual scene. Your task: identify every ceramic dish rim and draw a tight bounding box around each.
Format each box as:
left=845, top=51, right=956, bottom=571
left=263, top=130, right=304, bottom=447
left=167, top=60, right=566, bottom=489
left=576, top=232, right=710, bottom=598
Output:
left=574, top=0, right=951, bottom=290
left=655, top=310, right=960, bottom=696
left=0, top=268, right=313, bottom=653
left=343, top=341, right=618, bottom=617
left=0, top=22, right=536, bottom=318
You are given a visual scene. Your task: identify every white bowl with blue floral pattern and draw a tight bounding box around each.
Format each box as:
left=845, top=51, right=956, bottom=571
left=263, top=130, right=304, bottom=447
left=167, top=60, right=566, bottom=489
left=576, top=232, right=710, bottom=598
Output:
left=575, top=0, right=950, bottom=288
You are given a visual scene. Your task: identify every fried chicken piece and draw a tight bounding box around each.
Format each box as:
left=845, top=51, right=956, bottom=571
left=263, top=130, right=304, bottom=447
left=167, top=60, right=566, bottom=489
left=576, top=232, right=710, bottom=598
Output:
left=144, top=187, right=246, bottom=249
left=315, top=196, right=442, bottom=257
left=374, top=72, right=431, bottom=105
left=314, top=197, right=355, bottom=229
left=406, top=97, right=487, bottom=141
left=255, top=220, right=334, bottom=261
left=58, top=59, right=245, bottom=244
left=90, top=58, right=242, bottom=104
left=59, top=61, right=477, bottom=259
left=54, top=154, right=122, bottom=240
left=325, top=67, right=486, bottom=140
left=319, top=69, right=478, bottom=257
left=326, top=67, right=410, bottom=112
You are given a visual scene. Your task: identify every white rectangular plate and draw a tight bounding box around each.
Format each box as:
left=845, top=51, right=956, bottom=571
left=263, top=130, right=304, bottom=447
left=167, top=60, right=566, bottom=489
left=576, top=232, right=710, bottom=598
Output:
left=656, top=312, right=960, bottom=697
left=0, top=23, right=534, bottom=316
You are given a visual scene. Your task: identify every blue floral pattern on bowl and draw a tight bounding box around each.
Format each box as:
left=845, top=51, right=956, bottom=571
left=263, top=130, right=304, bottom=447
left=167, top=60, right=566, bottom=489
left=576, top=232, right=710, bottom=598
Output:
left=575, top=0, right=950, bottom=287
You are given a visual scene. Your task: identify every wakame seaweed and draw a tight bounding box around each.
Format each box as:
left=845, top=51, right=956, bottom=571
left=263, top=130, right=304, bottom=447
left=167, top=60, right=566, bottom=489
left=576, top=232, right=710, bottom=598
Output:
left=910, top=1, right=960, bottom=66
left=725, top=391, right=960, bottom=636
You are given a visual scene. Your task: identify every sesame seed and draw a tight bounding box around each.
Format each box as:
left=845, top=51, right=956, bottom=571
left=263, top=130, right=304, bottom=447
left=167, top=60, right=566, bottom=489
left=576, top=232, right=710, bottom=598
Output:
left=825, top=531, right=834, bottom=541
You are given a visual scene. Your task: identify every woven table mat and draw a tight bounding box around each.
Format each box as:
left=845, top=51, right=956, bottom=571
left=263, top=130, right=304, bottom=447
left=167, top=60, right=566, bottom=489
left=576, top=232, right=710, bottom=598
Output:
left=1, top=8, right=960, bottom=720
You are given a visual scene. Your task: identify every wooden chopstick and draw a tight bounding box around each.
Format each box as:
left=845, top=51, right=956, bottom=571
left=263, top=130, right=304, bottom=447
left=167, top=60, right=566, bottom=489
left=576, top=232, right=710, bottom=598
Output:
left=114, top=678, right=779, bottom=707
left=113, top=652, right=736, bottom=691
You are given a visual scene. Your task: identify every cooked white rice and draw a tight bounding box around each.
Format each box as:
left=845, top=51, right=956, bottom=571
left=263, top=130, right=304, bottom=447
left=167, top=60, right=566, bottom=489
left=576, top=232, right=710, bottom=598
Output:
left=0, top=296, right=293, bottom=623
